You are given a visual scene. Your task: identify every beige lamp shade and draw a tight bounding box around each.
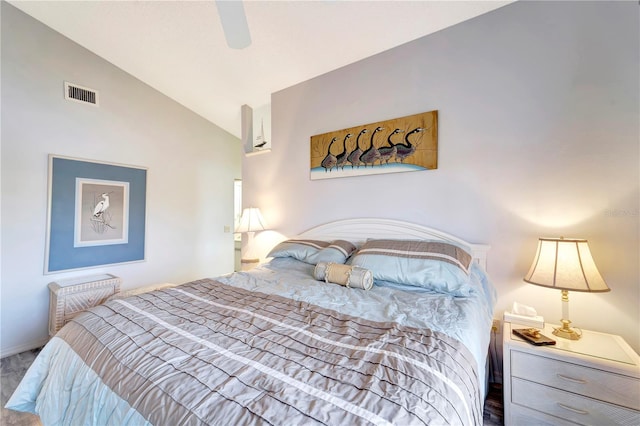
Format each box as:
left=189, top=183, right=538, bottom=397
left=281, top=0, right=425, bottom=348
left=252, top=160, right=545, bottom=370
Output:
left=524, top=237, right=609, bottom=293
left=235, top=207, right=267, bottom=233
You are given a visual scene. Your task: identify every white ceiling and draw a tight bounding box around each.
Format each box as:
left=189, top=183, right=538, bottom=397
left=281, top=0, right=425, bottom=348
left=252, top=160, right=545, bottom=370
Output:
left=8, top=0, right=512, bottom=137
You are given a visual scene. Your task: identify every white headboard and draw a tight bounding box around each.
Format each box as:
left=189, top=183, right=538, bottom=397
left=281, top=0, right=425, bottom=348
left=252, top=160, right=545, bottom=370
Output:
left=297, top=218, right=490, bottom=270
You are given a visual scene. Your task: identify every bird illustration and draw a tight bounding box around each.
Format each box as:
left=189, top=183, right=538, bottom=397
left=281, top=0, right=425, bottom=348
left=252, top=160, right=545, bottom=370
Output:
left=394, top=127, right=425, bottom=163
left=359, top=126, right=384, bottom=167
left=335, top=133, right=353, bottom=170
left=93, top=192, right=111, bottom=218
left=378, top=128, right=403, bottom=165
left=320, top=137, right=339, bottom=172
left=347, top=129, right=368, bottom=169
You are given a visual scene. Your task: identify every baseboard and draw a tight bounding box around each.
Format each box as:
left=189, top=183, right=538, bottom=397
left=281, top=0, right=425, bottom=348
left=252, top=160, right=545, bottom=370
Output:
left=0, top=338, right=48, bottom=359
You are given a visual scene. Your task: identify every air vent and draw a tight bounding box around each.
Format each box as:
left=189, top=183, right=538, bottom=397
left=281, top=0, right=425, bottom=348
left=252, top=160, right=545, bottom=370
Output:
left=64, top=82, right=99, bottom=106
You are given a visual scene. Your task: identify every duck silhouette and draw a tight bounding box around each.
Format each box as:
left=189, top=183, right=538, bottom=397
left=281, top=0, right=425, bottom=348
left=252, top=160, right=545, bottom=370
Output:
left=360, top=126, right=384, bottom=167
left=378, top=128, right=403, bottom=165
left=347, top=129, right=368, bottom=169
left=335, top=133, right=353, bottom=170
left=394, top=127, right=425, bottom=163
left=320, top=137, right=339, bottom=172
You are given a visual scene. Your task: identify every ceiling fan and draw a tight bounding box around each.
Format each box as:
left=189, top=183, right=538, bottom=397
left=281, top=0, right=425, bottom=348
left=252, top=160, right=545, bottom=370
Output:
left=215, top=0, right=251, bottom=49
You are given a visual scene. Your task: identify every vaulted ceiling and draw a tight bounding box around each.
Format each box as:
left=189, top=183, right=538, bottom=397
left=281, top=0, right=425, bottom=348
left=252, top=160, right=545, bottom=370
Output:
left=8, top=1, right=512, bottom=137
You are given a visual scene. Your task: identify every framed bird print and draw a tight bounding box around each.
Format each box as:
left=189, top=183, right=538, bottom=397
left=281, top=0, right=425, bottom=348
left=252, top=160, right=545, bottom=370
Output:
left=45, top=155, right=147, bottom=274
left=74, top=178, right=129, bottom=247
left=309, top=110, right=438, bottom=180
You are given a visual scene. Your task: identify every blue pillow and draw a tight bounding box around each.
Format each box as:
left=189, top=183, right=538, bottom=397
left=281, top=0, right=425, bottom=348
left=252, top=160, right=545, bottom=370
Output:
left=267, top=239, right=356, bottom=265
left=349, top=239, right=475, bottom=296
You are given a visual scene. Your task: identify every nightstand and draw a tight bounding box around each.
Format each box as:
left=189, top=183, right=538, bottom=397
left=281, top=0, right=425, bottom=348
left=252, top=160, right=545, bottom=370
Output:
left=503, top=321, right=640, bottom=425
left=48, top=274, right=121, bottom=336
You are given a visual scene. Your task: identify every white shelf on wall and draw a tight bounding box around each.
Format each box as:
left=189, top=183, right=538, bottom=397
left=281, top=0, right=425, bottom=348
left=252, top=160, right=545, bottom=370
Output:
left=241, top=103, right=272, bottom=154
left=245, top=148, right=271, bottom=157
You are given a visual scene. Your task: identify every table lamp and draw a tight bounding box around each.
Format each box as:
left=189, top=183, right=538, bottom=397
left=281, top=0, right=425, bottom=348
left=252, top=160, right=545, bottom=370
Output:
left=235, top=207, right=267, bottom=269
left=523, top=237, right=610, bottom=340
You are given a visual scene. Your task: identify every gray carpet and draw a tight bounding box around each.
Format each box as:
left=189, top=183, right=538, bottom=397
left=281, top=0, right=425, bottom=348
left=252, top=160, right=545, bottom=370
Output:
left=1, top=348, right=42, bottom=426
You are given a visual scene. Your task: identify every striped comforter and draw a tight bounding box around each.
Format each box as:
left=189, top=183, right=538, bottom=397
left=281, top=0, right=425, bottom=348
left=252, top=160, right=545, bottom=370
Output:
left=19, top=279, right=483, bottom=425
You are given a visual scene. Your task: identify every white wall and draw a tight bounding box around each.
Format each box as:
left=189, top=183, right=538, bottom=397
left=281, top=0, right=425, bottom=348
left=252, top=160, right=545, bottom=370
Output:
left=243, top=1, right=640, bottom=352
left=0, top=4, right=241, bottom=356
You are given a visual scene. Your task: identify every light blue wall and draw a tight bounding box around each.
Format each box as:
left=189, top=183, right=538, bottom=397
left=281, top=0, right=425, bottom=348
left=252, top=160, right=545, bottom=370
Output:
left=243, top=1, right=640, bottom=351
left=0, top=3, right=242, bottom=356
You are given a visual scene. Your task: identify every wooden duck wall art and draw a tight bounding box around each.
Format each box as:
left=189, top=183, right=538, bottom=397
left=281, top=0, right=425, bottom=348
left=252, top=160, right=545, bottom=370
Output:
left=310, top=110, right=438, bottom=180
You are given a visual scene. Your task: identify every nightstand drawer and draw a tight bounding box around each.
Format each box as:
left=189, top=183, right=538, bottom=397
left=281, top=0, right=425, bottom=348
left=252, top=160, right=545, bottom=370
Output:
left=512, top=377, right=640, bottom=426
left=512, top=350, right=640, bottom=410
left=510, top=405, right=580, bottom=426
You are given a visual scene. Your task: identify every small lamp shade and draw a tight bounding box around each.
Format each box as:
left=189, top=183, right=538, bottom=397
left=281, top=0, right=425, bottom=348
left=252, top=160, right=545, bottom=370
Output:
left=524, top=238, right=609, bottom=293
left=235, top=207, right=267, bottom=233
left=523, top=237, right=609, bottom=340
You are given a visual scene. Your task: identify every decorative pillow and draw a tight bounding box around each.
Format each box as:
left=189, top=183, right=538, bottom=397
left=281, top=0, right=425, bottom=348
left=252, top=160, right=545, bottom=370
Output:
left=349, top=239, right=475, bottom=296
left=267, top=239, right=356, bottom=265
left=313, top=262, right=373, bottom=290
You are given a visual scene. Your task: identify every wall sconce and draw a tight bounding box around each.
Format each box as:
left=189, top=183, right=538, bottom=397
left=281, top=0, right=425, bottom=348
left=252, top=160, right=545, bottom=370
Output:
left=523, top=237, right=610, bottom=340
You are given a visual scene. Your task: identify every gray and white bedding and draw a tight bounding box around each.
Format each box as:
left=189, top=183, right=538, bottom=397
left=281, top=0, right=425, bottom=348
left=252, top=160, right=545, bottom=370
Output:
left=7, top=248, right=496, bottom=425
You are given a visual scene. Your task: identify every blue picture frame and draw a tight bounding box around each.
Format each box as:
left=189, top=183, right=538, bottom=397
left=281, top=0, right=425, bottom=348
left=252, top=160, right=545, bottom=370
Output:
left=45, top=155, right=147, bottom=273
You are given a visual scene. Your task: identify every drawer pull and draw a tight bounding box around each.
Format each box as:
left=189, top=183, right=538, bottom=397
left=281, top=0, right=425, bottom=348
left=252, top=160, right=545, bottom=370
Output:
left=557, top=403, right=589, bottom=415
left=556, top=374, right=587, bottom=384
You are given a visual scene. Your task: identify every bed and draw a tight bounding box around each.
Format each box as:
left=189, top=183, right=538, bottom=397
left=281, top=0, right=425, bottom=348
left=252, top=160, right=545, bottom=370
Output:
left=7, top=218, right=496, bottom=425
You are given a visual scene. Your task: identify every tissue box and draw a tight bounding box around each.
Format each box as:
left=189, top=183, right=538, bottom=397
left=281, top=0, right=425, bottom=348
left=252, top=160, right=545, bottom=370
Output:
left=503, top=311, right=545, bottom=329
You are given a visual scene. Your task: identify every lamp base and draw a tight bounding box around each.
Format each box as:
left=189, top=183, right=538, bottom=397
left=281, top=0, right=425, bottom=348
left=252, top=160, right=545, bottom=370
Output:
left=552, top=319, right=582, bottom=340
left=241, top=258, right=259, bottom=271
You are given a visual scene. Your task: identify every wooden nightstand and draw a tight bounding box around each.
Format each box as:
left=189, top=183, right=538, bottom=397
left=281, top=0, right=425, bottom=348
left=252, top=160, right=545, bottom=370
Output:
left=48, top=274, right=121, bottom=336
left=503, top=321, right=640, bottom=425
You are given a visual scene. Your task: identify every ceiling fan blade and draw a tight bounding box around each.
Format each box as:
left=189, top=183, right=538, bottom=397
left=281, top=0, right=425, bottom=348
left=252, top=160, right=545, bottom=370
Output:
left=215, top=0, right=251, bottom=50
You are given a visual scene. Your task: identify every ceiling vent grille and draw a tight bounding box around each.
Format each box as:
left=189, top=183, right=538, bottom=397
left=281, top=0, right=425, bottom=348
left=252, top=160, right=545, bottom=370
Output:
left=64, top=82, right=99, bottom=106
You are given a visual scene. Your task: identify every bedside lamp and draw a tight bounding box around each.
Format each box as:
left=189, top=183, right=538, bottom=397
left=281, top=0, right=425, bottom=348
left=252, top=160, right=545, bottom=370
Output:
left=523, top=237, right=610, bottom=340
left=235, top=207, right=267, bottom=270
